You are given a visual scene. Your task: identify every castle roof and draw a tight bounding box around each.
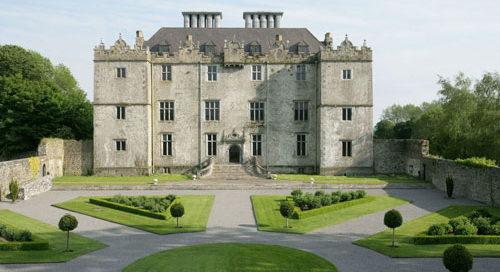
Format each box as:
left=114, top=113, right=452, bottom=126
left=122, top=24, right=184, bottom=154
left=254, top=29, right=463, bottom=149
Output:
left=144, top=28, right=324, bottom=54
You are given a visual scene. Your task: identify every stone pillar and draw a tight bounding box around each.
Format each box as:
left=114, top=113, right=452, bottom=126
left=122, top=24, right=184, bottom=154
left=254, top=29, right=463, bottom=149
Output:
left=253, top=15, right=260, bottom=28
left=215, top=14, right=221, bottom=28
left=244, top=14, right=252, bottom=28
left=268, top=15, right=274, bottom=28
left=275, top=14, right=282, bottom=28
left=207, top=14, right=213, bottom=28
left=184, top=14, right=190, bottom=28
left=191, top=14, right=198, bottom=28
left=199, top=14, right=205, bottom=28
left=260, top=15, right=267, bottom=28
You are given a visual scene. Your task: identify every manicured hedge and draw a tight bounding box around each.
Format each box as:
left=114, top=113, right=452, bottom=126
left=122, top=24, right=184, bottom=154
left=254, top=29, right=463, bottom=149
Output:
left=289, top=196, right=375, bottom=220
left=89, top=197, right=181, bottom=220
left=0, top=223, right=49, bottom=251
left=412, top=234, right=500, bottom=245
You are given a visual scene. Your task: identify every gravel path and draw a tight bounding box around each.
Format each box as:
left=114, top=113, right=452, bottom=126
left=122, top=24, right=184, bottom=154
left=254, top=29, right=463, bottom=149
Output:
left=0, top=188, right=498, bottom=272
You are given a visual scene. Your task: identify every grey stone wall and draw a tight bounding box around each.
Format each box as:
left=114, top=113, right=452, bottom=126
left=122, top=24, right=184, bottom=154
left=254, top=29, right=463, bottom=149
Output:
left=63, top=140, right=93, bottom=175
left=18, top=176, right=52, bottom=200
left=373, top=139, right=429, bottom=176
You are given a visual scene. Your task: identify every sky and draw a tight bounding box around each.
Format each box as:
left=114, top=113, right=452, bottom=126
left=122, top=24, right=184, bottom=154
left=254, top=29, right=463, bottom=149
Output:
left=1, top=0, right=499, bottom=121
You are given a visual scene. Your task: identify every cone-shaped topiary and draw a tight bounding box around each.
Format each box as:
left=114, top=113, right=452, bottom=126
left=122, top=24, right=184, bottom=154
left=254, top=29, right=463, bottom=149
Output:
left=280, top=201, right=295, bottom=228
left=58, top=214, right=78, bottom=252
left=443, top=244, right=473, bottom=272
left=9, top=180, right=19, bottom=203
left=170, top=203, right=185, bottom=228
left=384, top=209, right=403, bottom=247
left=446, top=176, right=454, bottom=198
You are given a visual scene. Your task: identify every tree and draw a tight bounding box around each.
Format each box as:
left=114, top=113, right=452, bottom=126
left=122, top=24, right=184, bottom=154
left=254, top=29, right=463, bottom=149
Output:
left=374, top=120, right=395, bottom=139
left=58, top=214, right=78, bottom=252
left=384, top=209, right=403, bottom=247
left=0, top=45, right=93, bottom=159
left=280, top=201, right=295, bottom=228
left=393, top=120, right=414, bottom=139
left=170, top=203, right=185, bottom=228
left=9, top=180, right=18, bottom=203
left=443, top=245, right=473, bottom=272
left=382, top=104, right=423, bottom=124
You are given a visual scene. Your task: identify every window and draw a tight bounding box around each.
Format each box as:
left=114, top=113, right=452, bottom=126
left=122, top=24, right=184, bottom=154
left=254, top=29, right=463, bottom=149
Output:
left=159, top=101, right=174, bottom=121
left=115, top=140, right=126, bottom=151
left=207, top=65, right=217, bottom=82
left=342, top=69, right=352, bottom=80
left=342, top=107, right=353, bottom=121
left=296, top=134, right=306, bottom=156
left=342, top=141, right=352, bottom=157
left=249, top=44, right=261, bottom=56
left=161, top=133, right=172, bottom=156
left=117, top=67, right=126, bottom=78
left=251, top=134, right=262, bottom=156
left=252, top=65, right=262, bottom=81
left=206, top=134, right=217, bottom=156
left=158, top=45, right=170, bottom=55
left=116, top=106, right=125, bottom=119
left=296, top=64, right=306, bottom=80
left=205, top=45, right=215, bottom=55
left=163, top=167, right=171, bottom=174
left=298, top=45, right=309, bottom=54
left=250, top=102, right=265, bottom=122
left=162, top=65, right=172, bottom=81
left=205, top=101, right=220, bottom=121
left=294, top=101, right=309, bottom=121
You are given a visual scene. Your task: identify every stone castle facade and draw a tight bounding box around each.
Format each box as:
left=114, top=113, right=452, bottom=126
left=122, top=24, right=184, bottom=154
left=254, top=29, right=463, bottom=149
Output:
left=93, top=11, right=373, bottom=176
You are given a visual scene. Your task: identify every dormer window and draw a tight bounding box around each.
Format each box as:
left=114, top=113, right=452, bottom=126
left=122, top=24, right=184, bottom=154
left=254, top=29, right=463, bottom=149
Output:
left=297, top=42, right=309, bottom=54
left=249, top=42, right=261, bottom=56
left=158, top=45, right=170, bottom=55
left=203, top=41, right=216, bottom=55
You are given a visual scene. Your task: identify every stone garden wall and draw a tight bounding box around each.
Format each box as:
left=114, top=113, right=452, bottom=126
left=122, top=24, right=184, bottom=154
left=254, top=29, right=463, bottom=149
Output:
left=63, top=140, right=93, bottom=176
left=374, top=139, right=500, bottom=206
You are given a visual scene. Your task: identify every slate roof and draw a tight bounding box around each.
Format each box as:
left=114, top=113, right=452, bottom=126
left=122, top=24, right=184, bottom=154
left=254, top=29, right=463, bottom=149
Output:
left=144, top=28, right=324, bottom=54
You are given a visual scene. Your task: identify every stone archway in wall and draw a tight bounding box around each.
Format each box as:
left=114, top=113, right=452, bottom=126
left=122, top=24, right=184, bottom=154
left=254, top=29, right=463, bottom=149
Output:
left=229, top=145, right=241, bottom=163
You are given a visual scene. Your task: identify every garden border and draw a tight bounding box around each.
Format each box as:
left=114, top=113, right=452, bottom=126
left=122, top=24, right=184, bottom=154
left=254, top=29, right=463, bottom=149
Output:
left=89, top=196, right=181, bottom=220
left=286, top=195, right=376, bottom=219
left=0, top=222, right=49, bottom=251
left=412, top=234, right=500, bottom=245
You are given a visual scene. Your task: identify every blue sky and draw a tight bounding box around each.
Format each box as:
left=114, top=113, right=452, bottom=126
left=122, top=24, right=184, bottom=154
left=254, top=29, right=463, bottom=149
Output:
left=1, top=0, right=499, bottom=121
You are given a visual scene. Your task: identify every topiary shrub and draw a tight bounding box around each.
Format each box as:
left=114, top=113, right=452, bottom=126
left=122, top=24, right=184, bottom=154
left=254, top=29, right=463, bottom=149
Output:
left=349, top=191, right=357, bottom=200
left=472, top=217, right=491, bottom=235
left=355, top=190, right=367, bottom=199
left=449, top=216, right=470, bottom=232
left=170, top=203, right=185, bottom=228
left=331, top=195, right=340, bottom=204
left=384, top=209, right=403, bottom=247
left=454, top=223, right=478, bottom=235
left=291, top=189, right=303, bottom=197
left=58, top=214, right=78, bottom=252
left=490, top=223, right=500, bottom=235
left=428, top=223, right=453, bottom=236
left=320, top=195, right=332, bottom=206
left=314, top=190, right=326, bottom=197
left=468, top=208, right=492, bottom=220
left=446, top=176, right=454, bottom=198
left=331, top=191, right=342, bottom=198
left=165, top=194, right=176, bottom=202
left=443, top=244, right=473, bottom=272
left=340, top=192, right=352, bottom=202
left=9, top=180, right=19, bottom=203
left=280, top=201, right=295, bottom=228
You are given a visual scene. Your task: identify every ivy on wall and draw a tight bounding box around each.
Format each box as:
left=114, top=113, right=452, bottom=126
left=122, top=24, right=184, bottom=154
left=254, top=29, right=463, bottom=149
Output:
left=28, top=157, right=40, bottom=177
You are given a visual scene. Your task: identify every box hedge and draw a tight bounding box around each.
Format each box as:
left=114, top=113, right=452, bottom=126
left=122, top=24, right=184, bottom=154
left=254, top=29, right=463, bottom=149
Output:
left=412, top=234, right=500, bottom=245
left=0, top=223, right=49, bottom=251
left=89, top=196, right=181, bottom=220
left=290, top=196, right=375, bottom=220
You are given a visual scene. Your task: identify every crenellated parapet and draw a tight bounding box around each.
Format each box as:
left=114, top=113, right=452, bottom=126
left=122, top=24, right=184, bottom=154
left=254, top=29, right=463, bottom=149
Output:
left=320, top=34, right=371, bottom=62
left=94, top=34, right=151, bottom=62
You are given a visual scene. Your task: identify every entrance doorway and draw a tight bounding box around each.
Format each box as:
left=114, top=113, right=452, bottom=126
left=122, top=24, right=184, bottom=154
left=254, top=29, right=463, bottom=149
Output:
left=229, top=145, right=241, bottom=163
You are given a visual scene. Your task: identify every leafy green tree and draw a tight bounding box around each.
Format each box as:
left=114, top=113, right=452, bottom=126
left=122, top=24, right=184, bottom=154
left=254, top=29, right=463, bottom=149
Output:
left=0, top=45, right=92, bottom=158
left=58, top=214, right=78, bottom=252
left=280, top=201, right=295, bottom=228
left=170, top=203, right=185, bottom=228
left=374, top=120, right=395, bottom=139
left=382, top=104, right=423, bottom=124
left=393, top=120, right=414, bottom=139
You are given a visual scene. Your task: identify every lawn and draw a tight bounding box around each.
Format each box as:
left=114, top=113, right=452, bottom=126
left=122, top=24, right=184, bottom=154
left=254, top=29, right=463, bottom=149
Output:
left=52, top=174, right=192, bottom=186
left=123, top=243, right=338, bottom=272
left=354, top=205, right=500, bottom=257
left=0, top=210, right=107, bottom=263
left=53, top=195, right=214, bottom=234
left=252, top=195, right=409, bottom=233
left=276, top=174, right=426, bottom=184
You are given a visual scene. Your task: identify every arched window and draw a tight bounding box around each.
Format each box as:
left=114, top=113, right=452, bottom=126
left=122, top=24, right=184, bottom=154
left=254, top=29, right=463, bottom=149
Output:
left=42, top=164, right=47, bottom=177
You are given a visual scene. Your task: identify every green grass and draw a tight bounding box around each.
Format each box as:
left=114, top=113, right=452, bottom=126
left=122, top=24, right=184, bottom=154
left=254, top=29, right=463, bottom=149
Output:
left=123, top=243, right=338, bottom=272
left=252, top=195, right=409, bottom=233
left=53, top=174, right=192, bottom=186
left=276, top=174, right=426, bottom=184
left=0, top=210, right=107, bottom=263
left=354, top=205, right=500, bottom=257
left=52, top=195, right=214, bottom=234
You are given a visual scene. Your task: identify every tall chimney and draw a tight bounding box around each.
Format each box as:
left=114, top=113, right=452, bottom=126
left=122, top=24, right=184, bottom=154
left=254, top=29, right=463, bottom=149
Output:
left=243, top=12, right=283, bottom=28
left=182, top=12, right=222, bottom=28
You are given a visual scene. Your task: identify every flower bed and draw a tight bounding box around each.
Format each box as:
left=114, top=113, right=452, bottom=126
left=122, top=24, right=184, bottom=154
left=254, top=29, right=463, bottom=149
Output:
left=89, top=195, right=179, bottom=220
left=287, top=189, right=368, bottom=219
left=412, top=208, right=500, bottom=245
left=0, top=223, right=49, bottom=251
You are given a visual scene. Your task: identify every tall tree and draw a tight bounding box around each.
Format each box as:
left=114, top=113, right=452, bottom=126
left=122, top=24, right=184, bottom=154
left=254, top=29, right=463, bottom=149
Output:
left=381, top=104, right=423, bottom=124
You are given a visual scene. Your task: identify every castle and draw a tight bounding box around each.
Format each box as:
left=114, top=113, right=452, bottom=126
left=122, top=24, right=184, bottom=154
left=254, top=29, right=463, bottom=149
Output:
left=93, top=11, right=373, bottom=176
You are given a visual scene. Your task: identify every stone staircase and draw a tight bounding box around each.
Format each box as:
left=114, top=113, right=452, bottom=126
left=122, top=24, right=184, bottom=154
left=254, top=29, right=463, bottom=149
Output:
left=203, top=164, right=264, bottom=181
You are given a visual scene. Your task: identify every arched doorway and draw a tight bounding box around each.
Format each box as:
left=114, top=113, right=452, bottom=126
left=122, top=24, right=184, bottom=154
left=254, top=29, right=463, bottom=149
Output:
left=229, top=145, right=241, bottom=163
left=42, top=164, right=47, bottom=176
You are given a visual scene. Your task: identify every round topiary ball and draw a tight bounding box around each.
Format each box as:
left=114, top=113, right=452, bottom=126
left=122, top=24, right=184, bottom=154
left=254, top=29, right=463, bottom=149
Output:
left=443, top=244, right=473, bottom=272
left=280, top=201, right=294, bottom=219
left=58, top=214, right=78, bottom=232
left=384, top=209, right=403, bottom=229
left=170, top=203, right=185, bottom=218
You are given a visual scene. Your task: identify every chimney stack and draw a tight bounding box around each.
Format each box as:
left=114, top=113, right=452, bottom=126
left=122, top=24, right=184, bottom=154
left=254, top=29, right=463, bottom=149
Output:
left=243, top=12, right=283, bottom=28
left=182, top=11, right=223, bottom=28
